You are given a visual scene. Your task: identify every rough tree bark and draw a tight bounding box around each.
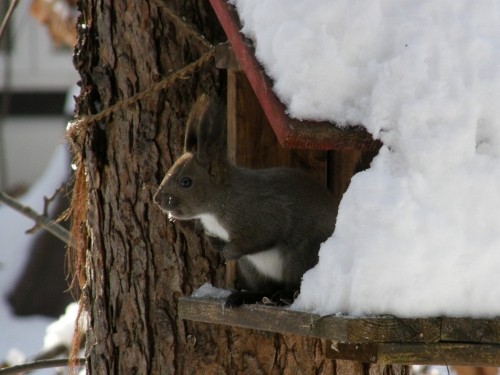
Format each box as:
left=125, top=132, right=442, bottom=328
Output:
left=72, top=1, right=409, bottom=374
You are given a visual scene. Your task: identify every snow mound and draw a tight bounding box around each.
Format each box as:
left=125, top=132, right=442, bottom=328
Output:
left=233, top=0, right=500, bottom=317
left=191, top=283, right=233, bottom=299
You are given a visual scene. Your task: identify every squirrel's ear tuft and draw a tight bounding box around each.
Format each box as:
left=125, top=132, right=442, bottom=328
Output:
left=184, top=94, right=209, bottom=153
left=185, top=94, right=226, bottom=162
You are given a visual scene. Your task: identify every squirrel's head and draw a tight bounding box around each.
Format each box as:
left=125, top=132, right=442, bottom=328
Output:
left=154, top=94, right=227, bottom=220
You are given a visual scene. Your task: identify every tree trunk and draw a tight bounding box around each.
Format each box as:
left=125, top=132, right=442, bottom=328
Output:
left=72, top=1, right=409, bottom=374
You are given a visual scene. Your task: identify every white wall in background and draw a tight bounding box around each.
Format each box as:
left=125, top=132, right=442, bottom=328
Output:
left=0, top=0, right=78, bottom=90
left=1, top=117, right=67, bottom=189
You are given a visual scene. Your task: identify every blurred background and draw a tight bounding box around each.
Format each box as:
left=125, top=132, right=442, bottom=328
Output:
left=0, top=2, right=497, bottom=375
left=0, top=0, right=80, bottom=369
left=1, top=0, right=77, bottom=192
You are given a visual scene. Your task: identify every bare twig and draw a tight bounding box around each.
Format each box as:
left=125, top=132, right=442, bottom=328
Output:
left=27, top=183, right=66, bottom=235
left=0, top=0, right=20, bottom=43
left=32, top=344, right=68, bottom=362
left=0, top=191, right=71, bottom=245
left=44, top=183, right=66, bottom=217
left=0, top=358, right=85, bottom=374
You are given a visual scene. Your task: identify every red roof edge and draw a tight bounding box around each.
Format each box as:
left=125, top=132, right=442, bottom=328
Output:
left=209, top=0, right=380, bottom=151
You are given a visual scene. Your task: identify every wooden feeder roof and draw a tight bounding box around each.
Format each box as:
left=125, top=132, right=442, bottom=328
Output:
left=209, top=0, right=381, bottom=151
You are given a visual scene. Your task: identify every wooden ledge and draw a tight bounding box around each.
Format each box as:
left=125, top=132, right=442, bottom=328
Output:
left=209, top=0, right=381, bottom=151
left=326, top=342, right=500, bottom=366
left=178, top=296, right=500, bottom=366
left=179, top=297, right=441, bottom=342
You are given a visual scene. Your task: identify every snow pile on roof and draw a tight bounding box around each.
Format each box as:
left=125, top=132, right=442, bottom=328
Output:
left=232, top=0, right=500, bottom=317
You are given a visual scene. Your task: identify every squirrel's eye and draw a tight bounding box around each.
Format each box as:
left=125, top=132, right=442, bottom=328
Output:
left=180, top=177, right=192, bottom=188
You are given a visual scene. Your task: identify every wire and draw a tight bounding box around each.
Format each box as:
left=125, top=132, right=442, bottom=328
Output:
left=0, top=0, right=19, bottom=42
left=0, top=0, right=18, bottom=189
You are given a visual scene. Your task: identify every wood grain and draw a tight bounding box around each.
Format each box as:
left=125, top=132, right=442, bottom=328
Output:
left=178, top=297, right=441, bottom=343
left=180, top=297, right=500, bottom=366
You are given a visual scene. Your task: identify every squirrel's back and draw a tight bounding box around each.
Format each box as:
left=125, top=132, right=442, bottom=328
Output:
left=210, top=165, right=336, bottom=291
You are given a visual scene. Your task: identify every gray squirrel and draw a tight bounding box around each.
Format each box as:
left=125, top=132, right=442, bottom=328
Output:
left=154, top=94, right=336, bottom=306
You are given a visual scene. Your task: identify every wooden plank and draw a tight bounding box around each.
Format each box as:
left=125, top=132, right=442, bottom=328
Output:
left=215, top=43, right=240, bottom=70
left=209, top=0, right=380, bottom=151
left=179, top=296, right=321, bottom=337
left=338, top=316, right=440, bottom=343
left=227, top=70, right=328, bottom=182
left=378, top=343, right=500, bottom=366
left=441, top=317, right=500, bottom=344
left=326, top=342, right=500, bottom=366
left=180, top=298, right=500, bottom=366
left=326, top=342, right=379, bottom=363
left=178, top=297, right=441, bottom=343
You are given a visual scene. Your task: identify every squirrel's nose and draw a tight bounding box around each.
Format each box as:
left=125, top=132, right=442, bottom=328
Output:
left=153, top=189, right=162, bottom=206
left=153, top=189, right=167, bottom=208
left=153, top=190, right=178, bottom=210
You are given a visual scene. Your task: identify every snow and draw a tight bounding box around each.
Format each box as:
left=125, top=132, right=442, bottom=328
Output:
left=232, top=0, right=500, bottom=317
left=0, top=145, right=71, bottom=364
left=192, top=283, right=233, bottom=300
left=43, top=302, right=82, bottom=351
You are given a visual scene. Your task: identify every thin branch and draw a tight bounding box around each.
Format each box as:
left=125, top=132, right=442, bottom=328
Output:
left=32, top=344, right=68, bottom=361
left=0, top=358, right=85, bottom=374
left=27, top=183, right=66, bottom=235
left=0, top=191, right=71, bottom=245
left=0, top=0, right=19, bottom=43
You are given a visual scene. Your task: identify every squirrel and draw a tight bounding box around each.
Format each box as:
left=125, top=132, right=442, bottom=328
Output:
left=154, top=94, right=336, bottom=307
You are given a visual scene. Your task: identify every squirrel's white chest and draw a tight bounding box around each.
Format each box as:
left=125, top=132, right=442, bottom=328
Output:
left=245, top=249, right=284, bottom=281
left=196, top=213, right=284, bottom=281
left=197, top=213, right=230, bottom=241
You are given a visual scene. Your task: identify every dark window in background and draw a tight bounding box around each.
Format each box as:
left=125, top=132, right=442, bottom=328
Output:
left=0, top=92, right=67, bottom=116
